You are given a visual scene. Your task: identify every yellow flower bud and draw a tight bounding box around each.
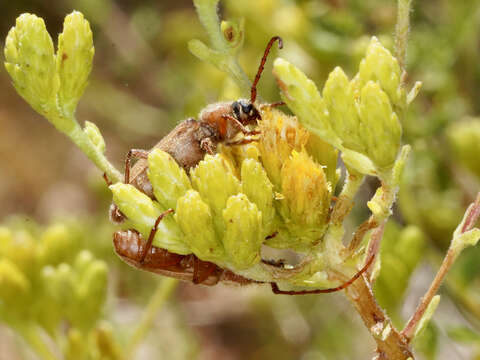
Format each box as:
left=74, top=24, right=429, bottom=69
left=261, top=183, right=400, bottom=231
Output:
left=4, top=229, right=38, bottom=277
left=56, top=11, right=94, bottom=117
left=273, top=58, right=340, bottom=147
left=0, top=258, right=30, bottom=305
left=355, top=37, right=405, bottom=110
left=241, top=159, right=276, bottom=237
left=73, top=250, right=95, bottom=275
left=323, top=67, right=365, bottom=154
left=65, top=328, right=87, bottom=360
left=220, top=19, right=244, bottom=51
left=109, top=183, right=189, bottom=254
left=94, top=322, right=123, bottom=360
left=305, top=134, right=339, bottom=188
left=222, top=194, right=263, bottom=270
left=42, top=263, right=75, bottom=313
left=75, top=258, right=108, bottom=330
left=280, top=150, right=331, bottom=246
left=447, top=118, right=480, bottom=179
left=357, top=81, right=402, bottom=170
left=38, top=223, right=76, bottom=266
left=110, top=183, right=163, bottom=234
left=147, top=149, right=192, bottom=210
left=218, top=142, right=260, bottom=171
left=94, top=321, right=123, bottom=359
left=175, top=190, right=224, bottom=262
left=0, top=227, right=12, bottom=258
left=4, top=13, right=59, bottom=116
left=83, top=121, right=105, bottom=154
left=190, top=154, right=241, bottom=234
left=257, top=107, right=309, bottom=188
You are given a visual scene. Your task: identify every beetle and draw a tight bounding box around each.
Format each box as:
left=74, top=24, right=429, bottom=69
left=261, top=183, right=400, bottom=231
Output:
left=119, top=36, right=284, bottom=201
left=109, top=35, right=374, bottom=292
left=110, top=36, right=284, bottom=262
left=113, top=228, right=256, bottom=285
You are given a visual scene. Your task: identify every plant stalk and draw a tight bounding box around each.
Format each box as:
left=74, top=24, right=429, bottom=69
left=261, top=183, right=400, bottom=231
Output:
left=17, top=324, right=60, bottom=360
left=345, top=275, right=413, bottom=359
left=125, top=278, right=178, bottom=357
left=402, top=192, right=480, bottom=341
left=395, top=0, right=412, bottom=73
left=68, top=120, right=123, bottom=183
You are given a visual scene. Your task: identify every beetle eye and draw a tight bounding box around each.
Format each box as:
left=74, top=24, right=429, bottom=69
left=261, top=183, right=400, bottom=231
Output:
left=242, top=103, right=253, bottom=115
left=232, top=101, right=241, bottom=119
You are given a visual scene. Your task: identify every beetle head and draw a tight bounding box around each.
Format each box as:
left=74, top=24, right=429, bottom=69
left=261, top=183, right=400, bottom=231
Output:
left=232, top=99, right=261, bottom=125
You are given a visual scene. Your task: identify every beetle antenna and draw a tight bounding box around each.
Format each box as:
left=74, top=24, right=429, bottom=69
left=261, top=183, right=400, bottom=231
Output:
left=270, top=253, right=376, bottom=295
left=250, top=36, right=283, bottom=104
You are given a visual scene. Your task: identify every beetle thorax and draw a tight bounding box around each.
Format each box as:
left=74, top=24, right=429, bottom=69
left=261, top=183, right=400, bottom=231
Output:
left=199, top=99, right=260, bottom=141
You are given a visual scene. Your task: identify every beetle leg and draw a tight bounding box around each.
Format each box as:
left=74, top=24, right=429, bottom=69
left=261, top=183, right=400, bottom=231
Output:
left=125, top=149, right=149, bottom=184
left=103, top=173, right=112, bottom=186
left=200, top=137, right=217, bottom=155
left=221, top=114, right=260, bottom=137
left=270, top=254, right=375, bottom=295
left=192, top=256, right=218, bottom=284
left=140, top=208, right=174, bottom=264
left=109, top=203, right=126, bottom=224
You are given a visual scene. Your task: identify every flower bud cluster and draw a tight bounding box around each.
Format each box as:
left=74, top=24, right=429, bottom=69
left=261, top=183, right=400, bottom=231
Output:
left=4, top=12, right=93, bottom=129
left=4, top=11, right=123, bottom=183
left=273, top=37, right=407, bottom=179
left=0, top=221, right=115, bottom=357
left=110, top=38, right=414, bottom=285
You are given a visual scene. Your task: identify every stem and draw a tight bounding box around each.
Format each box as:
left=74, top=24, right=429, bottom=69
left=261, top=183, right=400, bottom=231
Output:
left=68, top=120, right=123, bottom=183
left=345, top=275, right=413, bottom=360
left=194, top=0, right=226, bottom=51
left=192, top=0, right=252, bottom=97
left=347, top=174, right=399, bottom=256
left=17, top=324, right=60, bottom=360
left=365, top=221, right=386, bottom=279
left=347, top=217, right=378, bottom=253
left=330, top=171, right=365, bottom=225
left=395, top=0, right=412, bottom=73
left=320, top=170, right=364, bottom=266
left=401, top=247, right=456, bottom=341
left=402, top=193, right=480, bottom=341
left=125, top=278, right=178, bottom=357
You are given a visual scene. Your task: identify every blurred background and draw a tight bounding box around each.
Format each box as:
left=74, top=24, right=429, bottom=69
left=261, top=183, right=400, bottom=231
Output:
left=0, top=0, right=480, bottom=359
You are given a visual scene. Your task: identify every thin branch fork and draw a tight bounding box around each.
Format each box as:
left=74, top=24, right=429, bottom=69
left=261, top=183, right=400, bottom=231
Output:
left=401, top=192, right=480, bottom=341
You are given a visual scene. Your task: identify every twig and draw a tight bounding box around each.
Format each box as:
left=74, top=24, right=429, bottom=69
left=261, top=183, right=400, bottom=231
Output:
left=365, top=221, right=386, bottom=279
left=401, top=193, right=480, bottom=341
left=125, top=278, right=178, bottom=357
left=68, top=121, right=123, bottom=183
left=330, top=171, right=365, bottom=225
left=395, top=0, right=412, bottom=73
left=344, top=275, right=413, bottom=359
left=347, top=217, right=378, bottom=253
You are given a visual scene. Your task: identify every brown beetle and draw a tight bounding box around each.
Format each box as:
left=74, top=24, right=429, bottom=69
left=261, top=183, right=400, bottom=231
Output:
left=120, top=36, right=283, bottom=201
left=109, top=35, right=374, bottom=292
left=110, top=36, right=284, bottom=285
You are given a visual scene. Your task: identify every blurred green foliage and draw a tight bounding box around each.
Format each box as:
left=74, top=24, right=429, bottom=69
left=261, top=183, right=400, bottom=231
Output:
left=0, top=219, right=117, bottom=359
